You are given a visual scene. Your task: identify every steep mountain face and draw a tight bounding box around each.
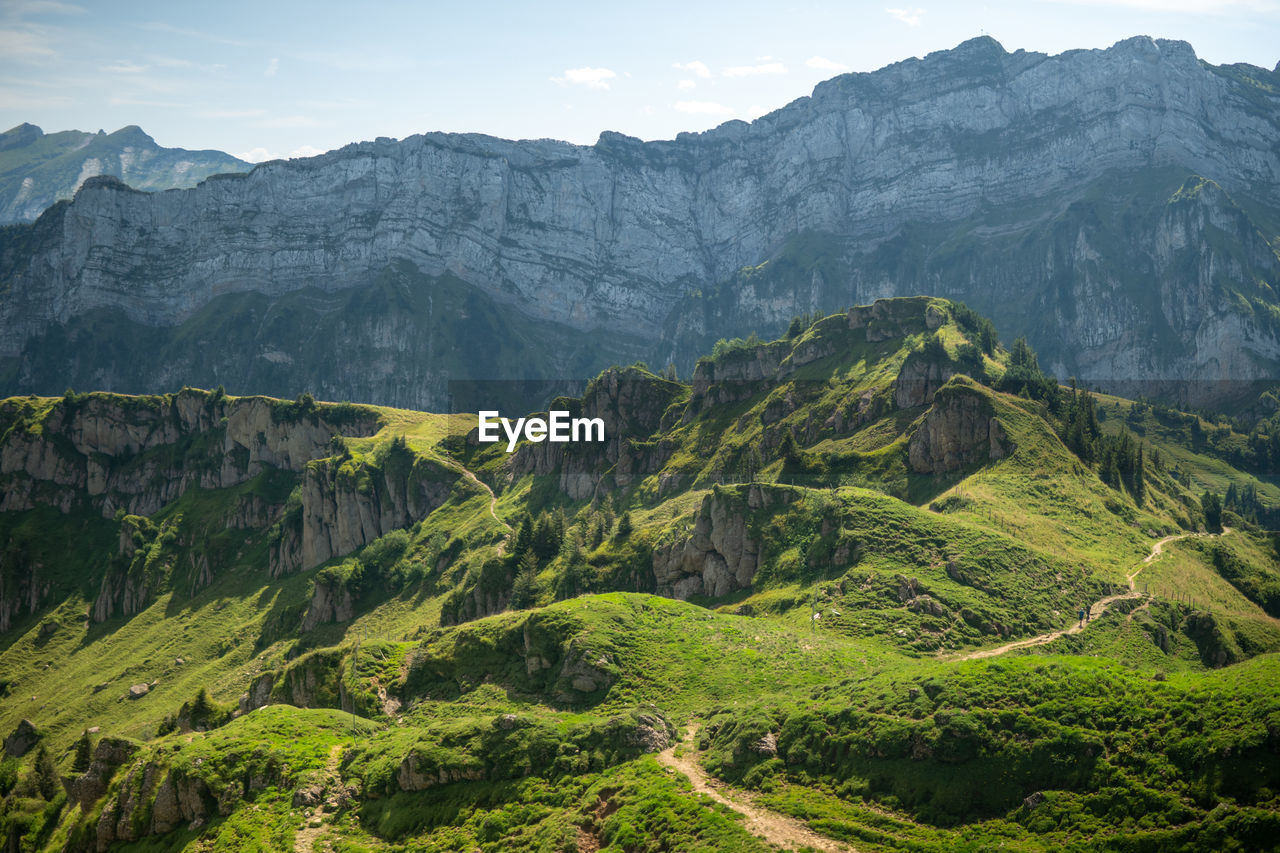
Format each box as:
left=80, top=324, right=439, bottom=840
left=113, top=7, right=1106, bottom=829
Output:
left=0, top=124, right=250, bottom=225
left=1, top=37, right=1279, bottom=408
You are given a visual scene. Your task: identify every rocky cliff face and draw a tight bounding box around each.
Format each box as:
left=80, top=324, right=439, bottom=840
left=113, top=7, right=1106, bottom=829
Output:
left=908, top=379, right=1008, bottom=474
left=503, top=366, right=685, bottom=500
left=270, top=448, right=460, bottom=577
left=651, top=486, right=788, bottom=599
left=1, top=38, right=1278, bottom=407
left=0, top=390, right=383, bottom=625
left=0, top=390, right=379, bottom=519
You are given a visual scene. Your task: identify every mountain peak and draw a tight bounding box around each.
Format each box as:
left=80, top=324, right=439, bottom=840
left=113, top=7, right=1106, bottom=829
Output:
left=0, top=122, right=44, bottom=152
left=105, top=124, right=156, bottom=147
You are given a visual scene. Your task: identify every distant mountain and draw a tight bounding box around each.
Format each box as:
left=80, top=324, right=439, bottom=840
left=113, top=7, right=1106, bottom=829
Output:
left=0, top=123, right=250, bottom=224
left=1, top=37, right=1279, bottom=409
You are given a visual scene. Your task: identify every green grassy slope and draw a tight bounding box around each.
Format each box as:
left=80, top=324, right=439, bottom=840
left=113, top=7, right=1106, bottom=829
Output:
left=3, top=298, right=1280, bottom=851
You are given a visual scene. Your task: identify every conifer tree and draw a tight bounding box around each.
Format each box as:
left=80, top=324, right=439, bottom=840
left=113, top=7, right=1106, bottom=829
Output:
left=71, top=731, right=93, bottom=774
left=511, top=551, right=540, bottom=609
left=33, top=745, right=58, bottom=800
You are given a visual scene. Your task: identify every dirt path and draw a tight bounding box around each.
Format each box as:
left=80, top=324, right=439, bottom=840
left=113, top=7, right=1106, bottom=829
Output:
left=456, top=466, right=512, bottom=555
left=954, top=528, right=1231, bottom=662
left=656, top=726, right=854, bottom=853
left=293, top=744, right=344, bottom=853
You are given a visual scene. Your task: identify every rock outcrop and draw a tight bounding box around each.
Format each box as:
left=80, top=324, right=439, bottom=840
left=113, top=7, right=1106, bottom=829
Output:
left=0, top=390, right=379, bottom=519
left=503, top=367, right=684, bottom=500
left=70, top=736, right=138, bottom=809
left=651, top=486, right=786, bottom=599
left=270, top=450, right=460, bottom=576
left=1, top=38, right=1277, bottom=407
left=2, top=718, right=39, bottom=757
left=908, top=380, right=1008, bottom=474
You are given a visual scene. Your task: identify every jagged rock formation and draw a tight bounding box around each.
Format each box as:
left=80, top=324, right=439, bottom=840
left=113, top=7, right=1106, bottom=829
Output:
left=652, top=486, right=784, bottom=599
left=0, top=390, right=379, bottom=519
left=908, top=379, right=1008, bottom=474
left=2, top=718, right=39, bottom=757
left=0, top=123, right=250, bottom=224
left=1, top=38, right=1278, bottom=407
left=0, top=390, right=384, bottom=624
left=270, top=449, right=461, bottom=577
left=503, top=366, right=685, bottom=500
left=69, top=736, right=138, bottom=809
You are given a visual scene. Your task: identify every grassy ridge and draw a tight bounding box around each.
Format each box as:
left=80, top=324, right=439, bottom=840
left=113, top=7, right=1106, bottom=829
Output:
left=4, top=298, right=1280, bottom=850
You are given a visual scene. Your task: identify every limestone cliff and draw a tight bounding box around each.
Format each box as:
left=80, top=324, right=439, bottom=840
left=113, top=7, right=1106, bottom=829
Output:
left=1, top=38, right=1278, bottom=407
left=0, top=390, right=380, bottom=519
left=502, top=366, right=685, bottom=500
left=651, top=486, right=788, bottom=599
left=907, top=379, right=1008, bottom=474
left=269, top=446, right=462, bottom=577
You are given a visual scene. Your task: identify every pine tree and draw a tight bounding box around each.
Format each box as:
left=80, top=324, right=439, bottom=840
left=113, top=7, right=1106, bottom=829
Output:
left=191, top=687, right=215, bottom=729
left=510, top=514, right=534, bottom=562
left=1202, top=491, right=1223, bottom=533
left=615, top=511, right=633, bottom=539
left=33, top=745, right=58, bottom=800
left=511, top=551, right=540, bottom=609
left=1133, top=445, right=1145, bottom=505
left=531, top=513, right=561, bottom=562
left=71, top=731, right=93, bottom=774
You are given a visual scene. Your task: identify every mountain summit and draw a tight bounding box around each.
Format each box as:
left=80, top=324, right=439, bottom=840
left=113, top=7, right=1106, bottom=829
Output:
left=0, top=37, right=1278, bottom=408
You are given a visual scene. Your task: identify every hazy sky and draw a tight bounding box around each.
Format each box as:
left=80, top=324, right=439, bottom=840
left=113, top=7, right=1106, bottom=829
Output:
left=2, top=0, right=1277, bottom=162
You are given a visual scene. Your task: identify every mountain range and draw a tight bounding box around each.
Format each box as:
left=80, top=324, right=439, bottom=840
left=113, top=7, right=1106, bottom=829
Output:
left=1, top=36, right=1278, bottom=411
left=0, top=123, right=250, bottom=226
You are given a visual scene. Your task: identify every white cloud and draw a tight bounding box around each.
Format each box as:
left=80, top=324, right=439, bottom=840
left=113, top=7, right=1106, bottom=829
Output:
left=551, top=66, right=617, bottom=89
left=886, top=7, right=925, bottom=25
left=722, top=62, right=787, bottom=77
left=0, top=27, right=55, bottom=57
left=265, top=57, right=279, bottom=77
left=672, top=60, right=712, bottom=79
left=257, top=115, right=322, bottom=128
left=107, top=96, right=183, bottom=107
left=0, top=86, right=71, bottom=109
left=193, top=108, right=266, bottom=119
left=236, top=147, right=281, bottom=163
left=238, top=144, right=329, bottom=163
left=806, top=56, right=850, bottom=72
left=674, top=100, right=735, bottom=115
left=101, top=60, right=147, bottom=73
left=677, top=79, right=696, bottom=90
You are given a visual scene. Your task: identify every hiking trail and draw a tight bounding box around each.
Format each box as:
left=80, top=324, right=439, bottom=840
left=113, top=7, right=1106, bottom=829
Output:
left=456, top=465, right=512, bottom=555
left=656, top=725, right=855, bottom=852
left=293, top=743, right=344, bottom=853
left=955, top=528, right=1231, bottom=661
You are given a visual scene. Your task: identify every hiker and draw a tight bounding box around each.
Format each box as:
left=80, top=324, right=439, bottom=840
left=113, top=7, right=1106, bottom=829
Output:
left=1078, top=607, right=1085, bottom=627
left=1085, top=607, right=1091, bottom=623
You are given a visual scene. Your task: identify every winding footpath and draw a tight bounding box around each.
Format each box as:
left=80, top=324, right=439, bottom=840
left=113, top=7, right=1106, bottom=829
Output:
left=656, top=726, right=855, bottom=853
left=456, top=465, right=512, bottom=555
left=653, top=529, right=1233, bottom=851
left=955, top=527, right=1231, bottom=662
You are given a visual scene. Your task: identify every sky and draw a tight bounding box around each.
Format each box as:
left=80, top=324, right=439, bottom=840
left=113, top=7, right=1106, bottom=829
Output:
left=1, top=0, right=1277, bottom=163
